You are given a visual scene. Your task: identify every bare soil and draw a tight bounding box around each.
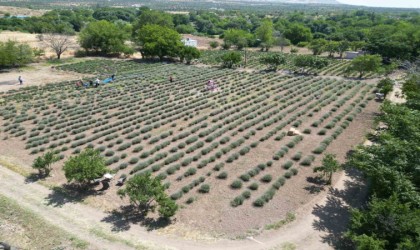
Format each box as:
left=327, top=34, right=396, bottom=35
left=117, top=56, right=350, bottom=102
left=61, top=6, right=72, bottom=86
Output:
left=0, top=6, right=47, bottom=17
left=0, top=31, right=80, bottom=58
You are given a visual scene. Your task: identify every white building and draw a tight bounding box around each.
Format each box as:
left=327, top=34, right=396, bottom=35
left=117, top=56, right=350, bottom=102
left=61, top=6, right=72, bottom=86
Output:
left=345, top=51, right=365, bottom=59
left=182, top=38, right=198, bottom=47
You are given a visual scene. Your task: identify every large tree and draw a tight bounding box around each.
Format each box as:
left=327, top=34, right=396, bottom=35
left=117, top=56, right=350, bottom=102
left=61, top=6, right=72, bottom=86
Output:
left=223, top=29, right=252, bottom=50
left=133, top=10, right=174, bottom=31
left=63, top=148, right=107, bottom=187
left=179, top=46, right=201, bottom=64
left=117, top=173, right=178, bottom=218
left=346, top=54, right=382, bottom=78
left=284, top=23, right=312, bottom=45
left=308, top=38, right=328, bottom=56
left=79, top=20, right=132, bottom=55
left=135, top=24, right=182, bottom=60
left=0, top=40, right=34, bottom=69
left=255, top=19, right=274, bottom=51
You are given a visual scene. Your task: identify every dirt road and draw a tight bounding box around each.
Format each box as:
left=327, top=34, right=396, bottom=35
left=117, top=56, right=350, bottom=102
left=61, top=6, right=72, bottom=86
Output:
left=0, top=162, right=366, bottom=250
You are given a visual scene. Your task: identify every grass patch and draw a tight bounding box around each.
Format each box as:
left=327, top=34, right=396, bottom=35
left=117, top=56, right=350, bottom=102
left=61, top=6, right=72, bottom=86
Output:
left=264, top=212, right=296, bottom=230
left=0, top=194, right=88, bottom=249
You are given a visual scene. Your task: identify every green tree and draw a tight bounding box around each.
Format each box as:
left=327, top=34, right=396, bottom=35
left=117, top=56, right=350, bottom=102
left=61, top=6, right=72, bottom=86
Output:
left=32, top=151, right=59, bottom=177
left=325, top=41, right=339, bottom=57
left=135, top=24, right=182, bottom=60
left=308, top=38, right=327, bottom=55
left=377, top=78, right=393, bottom=97
left=223, top=29, right=252, bottom=50
left=220, top=51, right=242, bottom=68
left=293, top=55, right=329, bottom=73
left=313, top=154, right=340, bottom=185
left=133, top=10, right=173, bottom=31
left=79, top=20, right=131, bottom=55
left=0, top=40, right=34, bottom=68
left=346, top=54, right=382, bottom=78
left=347, top=195, right=420, bottom=250
left=284, top=23, right=313, bottom=45
left=259, top=53, right=286, bottom=71
left=337, top=40, right=350, bottom=58
left=117, top=173, right=178, bottom=218
left=255, top=19, right=274, bottom=51
left=179, top=46, right=201, bottom=64
left=63, top=148, right=107, bottom=187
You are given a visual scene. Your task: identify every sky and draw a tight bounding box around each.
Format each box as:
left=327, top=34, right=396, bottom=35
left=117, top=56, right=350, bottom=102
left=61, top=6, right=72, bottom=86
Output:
left=337, top=0, right=420, bottom=8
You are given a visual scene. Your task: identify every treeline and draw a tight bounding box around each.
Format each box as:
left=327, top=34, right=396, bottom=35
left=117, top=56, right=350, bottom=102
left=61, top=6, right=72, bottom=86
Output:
left=345, top=72, right=420, bottom=248
left=1, top=7, right=419, bottom=60
left=0, top=40, right=39, bottom=69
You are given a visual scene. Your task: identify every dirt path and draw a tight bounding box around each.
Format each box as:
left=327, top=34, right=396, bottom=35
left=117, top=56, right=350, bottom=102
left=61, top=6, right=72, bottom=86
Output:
left=0, top=161, right=366, bottom=250
left=0, top=63, right=89, bottom=92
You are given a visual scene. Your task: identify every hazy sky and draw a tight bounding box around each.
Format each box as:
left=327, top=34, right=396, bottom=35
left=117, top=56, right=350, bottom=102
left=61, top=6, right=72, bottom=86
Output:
left=337, top=0, right=420, bottom=8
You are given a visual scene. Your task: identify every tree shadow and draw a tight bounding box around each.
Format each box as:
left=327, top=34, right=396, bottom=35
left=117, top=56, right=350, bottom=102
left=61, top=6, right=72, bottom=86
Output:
left=304, top=176, right=325, bottom=194
left=24, top=173, right=43, bottom=183
left=311, top=168, right=368, bottom=249
left=101, top=205, right=172, bottom=232
left=45, top=183, right=105, bottom=207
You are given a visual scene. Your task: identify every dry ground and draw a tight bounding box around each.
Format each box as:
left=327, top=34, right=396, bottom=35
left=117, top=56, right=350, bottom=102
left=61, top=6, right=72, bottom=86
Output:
left=0, top=31, right=80, bottom=59
left=0, top=62, right=91, bottom=92
left=0, top=6, right=47, bottom=17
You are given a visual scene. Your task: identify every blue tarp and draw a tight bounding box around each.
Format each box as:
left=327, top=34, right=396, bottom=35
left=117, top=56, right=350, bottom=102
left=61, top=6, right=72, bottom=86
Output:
left=103, top=78, right=112, bottom=84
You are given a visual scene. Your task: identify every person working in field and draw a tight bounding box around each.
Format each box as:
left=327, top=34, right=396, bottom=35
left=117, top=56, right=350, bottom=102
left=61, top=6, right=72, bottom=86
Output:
left=169, top=76, right=173, bottom=83
left=18, top=76, right=23, bottom=85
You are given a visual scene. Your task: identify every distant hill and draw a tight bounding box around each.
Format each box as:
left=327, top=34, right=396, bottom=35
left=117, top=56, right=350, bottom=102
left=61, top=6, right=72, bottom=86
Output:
left=272, top=0, right=339, bottom=4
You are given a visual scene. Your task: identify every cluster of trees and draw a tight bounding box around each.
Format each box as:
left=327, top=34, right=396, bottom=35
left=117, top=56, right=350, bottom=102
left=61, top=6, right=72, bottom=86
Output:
left=258, top=53, right=329, bottom=73
left=0, top=40, right=35, bottom=68
left=1, top=7, right=419, bottom=60
left=34, top=148, right=178, bottom=219
left=346, top=73, right=420, bottom=248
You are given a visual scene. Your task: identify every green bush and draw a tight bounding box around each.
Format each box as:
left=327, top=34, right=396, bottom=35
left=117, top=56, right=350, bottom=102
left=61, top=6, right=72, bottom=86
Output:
left=282, top=161, right=293, bottom=169
left=261, top=174, right=273, bottom=183
left=240, top=174, right=251, bottom=182
left=292, top=152, right=302, bottom=161
left=253, top=198, right=265, bottom=207
left=199, top=184, right=210, bottom=193
left=231, top=180, right=242, bottom=189
left=231, top=196, right=244, bottom=207
left=217, top=171, right=228, bottom=179
left=242, top=190, right=251, bottom=199
left=249, top=182, right=259, bottom=190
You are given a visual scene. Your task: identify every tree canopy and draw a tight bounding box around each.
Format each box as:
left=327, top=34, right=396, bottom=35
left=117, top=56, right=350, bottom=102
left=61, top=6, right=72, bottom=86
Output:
left=346, top=54, right=382, bottom=78
left=0, top=40, right=34, bottom=69
left=135, top=24, right=182, bottom=60
left=259, top=53, right=287, bottom=71
left=117, top=173, right=178, bottom=218
left=220, top=51, right=242, bottom=68
left=63, top=148, right=108, bottom=187
left=79, top=20, right=132, bottom=55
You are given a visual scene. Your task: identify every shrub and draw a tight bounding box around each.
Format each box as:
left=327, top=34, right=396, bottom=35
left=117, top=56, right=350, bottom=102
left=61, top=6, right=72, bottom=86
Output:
left=231, top=196, right=244, bottom=207
left=129, top=157, right=139, bottom=164
left=170, top=191, right=183, bottom=200
left=284, top=171, right=292, bottom=179
left=313, top=144, right=326, bottom=154
left=231, top=180, right=242, bottom=189
left=290, top=168, right=298, bottom=175
left=300, top=155, right=315, bottom=166
left=249, top=182, right=259, bottom=190
left=184, top=168, right=197, bottom=177
left=286, top=141, right=295, bottom=148
left=217, top=171, right=228, bottom=179
left=292, top=152, right=302, bottom=161
left=303, top=128, right=311, bottom=134
left=282, top=161, right=293, bottom=169
left=242, top=190, right=251, bottom=199
left=199, top=184, right=210, bottom=193
left=261, top=174, right=273, bottom=183
left=318, top=129, right=327, bottom=135
left=273, top=177, right=286, bottom=189
left=253, top=198, right=265, bottom=207
left=237, top=173, right=251, bottom=183
left=186, top=197, right=195, bottom=204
